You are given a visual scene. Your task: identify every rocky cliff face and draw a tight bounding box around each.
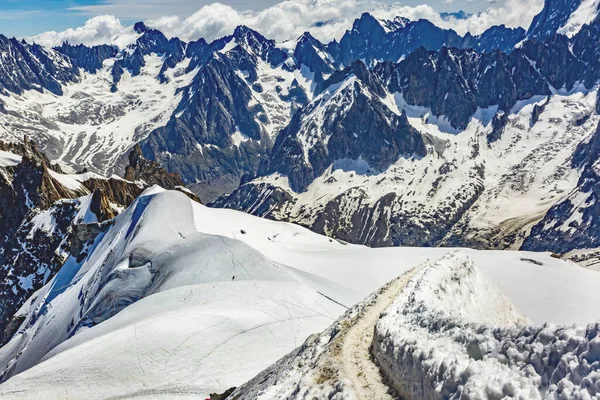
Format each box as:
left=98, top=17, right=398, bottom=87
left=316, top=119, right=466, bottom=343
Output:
left=0, top=35, right=79, bottom=96
left=140, top=53, right=272, bottom=198
left=527, top=0, right=585, bottom=39
left=125, top=144, right=184, bottom=188
left=523, top=120, right=600, bottom=254
left=214, top=11, right=600, bottom=250
left=328, top=13, right=525, bottom=68
left=378, top=46, right=550, bottom=130
left=55, top=43, right=118, bottom=74
left=268, top=61, right=426, bottom=192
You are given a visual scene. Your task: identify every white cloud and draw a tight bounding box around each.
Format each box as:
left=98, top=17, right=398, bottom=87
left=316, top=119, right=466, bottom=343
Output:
left=28, top=0, right=545, bottom=48
left=28, top=15, right=138, bottom=48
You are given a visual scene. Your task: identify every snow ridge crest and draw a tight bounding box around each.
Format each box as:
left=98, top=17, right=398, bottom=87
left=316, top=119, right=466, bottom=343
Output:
left=373, top=251, right=600, bottom=400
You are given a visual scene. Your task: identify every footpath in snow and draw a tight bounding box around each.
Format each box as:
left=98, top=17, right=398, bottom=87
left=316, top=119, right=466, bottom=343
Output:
left=232, top=251, right=600, bottom=400
left=229, top=264, right=425, bottom=399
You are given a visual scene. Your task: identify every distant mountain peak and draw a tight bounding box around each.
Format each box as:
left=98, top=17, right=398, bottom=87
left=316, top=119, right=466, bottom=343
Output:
left=233, top=25, right=268, bottom=42
left=352, top=12, right=386, bottom=36
left=440, top=10, right=472, bottom=20
left=526, top=0, right=600, bottom=39
left=134, top=21, right=149, bottom=34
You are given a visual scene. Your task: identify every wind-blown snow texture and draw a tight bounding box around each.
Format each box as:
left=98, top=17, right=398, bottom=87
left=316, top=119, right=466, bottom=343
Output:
left=374, top=252, right=600, bottom=400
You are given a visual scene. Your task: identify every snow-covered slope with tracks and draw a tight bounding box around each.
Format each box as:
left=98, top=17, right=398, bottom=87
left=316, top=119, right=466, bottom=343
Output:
left=1, top=189, right=599, bottom=398
left=231, top=251, right=600, bottom=399
left=374, top=252, right=600, bottom=399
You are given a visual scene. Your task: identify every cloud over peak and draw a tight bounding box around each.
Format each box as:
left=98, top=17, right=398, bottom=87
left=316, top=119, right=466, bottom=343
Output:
left=28, top=0, right=543, bottom=48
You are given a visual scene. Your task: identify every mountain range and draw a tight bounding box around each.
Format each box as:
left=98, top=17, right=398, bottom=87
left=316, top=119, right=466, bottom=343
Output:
left=1, top=0, right=600, bottom=397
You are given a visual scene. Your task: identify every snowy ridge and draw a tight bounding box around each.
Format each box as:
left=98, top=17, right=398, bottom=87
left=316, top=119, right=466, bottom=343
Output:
left=373, top=251, right=600, bottom=399
left=1, top=188, right=600, bottom=397
left=0, top=188, right=348, bottom=397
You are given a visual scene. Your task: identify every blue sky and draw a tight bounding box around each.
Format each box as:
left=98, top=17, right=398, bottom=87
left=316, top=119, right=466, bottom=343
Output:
left=1, top=0, right=500, bottom=37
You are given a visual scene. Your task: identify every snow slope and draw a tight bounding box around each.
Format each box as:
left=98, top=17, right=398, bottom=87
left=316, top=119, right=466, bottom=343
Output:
left=0, top=151, right=21, bottom=168
left=229, top=262, right=426, bottom=400
left=230, top=252, right=600, bottom=399
left=0, top=190, right=599, bottom=398
left=557, top=0, right=600, bottom=38
left=0, top=188, right=345, bottom=398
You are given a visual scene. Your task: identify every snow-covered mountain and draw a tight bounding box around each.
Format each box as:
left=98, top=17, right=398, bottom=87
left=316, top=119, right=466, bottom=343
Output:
left=0, top=138, right=191, bottom=344
left=214, top=28, right=600, bottom=249
left=232, top=251, right=600, bottom=399
left=0, top=12, right=529, bottom=202
left=1, top=187, right=598, bottom=398
left=1, top=0, right=600, bottom=252
left=528, top=0, right=600, bottom=39
left=3, top=3, right=600, bottom=396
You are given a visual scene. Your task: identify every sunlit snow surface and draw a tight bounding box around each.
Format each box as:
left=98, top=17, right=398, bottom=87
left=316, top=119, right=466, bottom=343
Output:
left=0, top=151, right=22, bottom=168
left=0, top=189, right=598, bottom=398
left=557, top=0, right=600, bottom=38
left=374, top=252, right=600, bottom=399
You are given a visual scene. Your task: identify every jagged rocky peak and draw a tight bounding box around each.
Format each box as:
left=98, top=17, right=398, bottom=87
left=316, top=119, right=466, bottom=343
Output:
left=325, top=59, right=386, bottom=96
left=0, top=138, right=131, bottom=344
left=352, top=12, right=387, bottom=36
left=380, top=16, right=410, bottom=32
left=267, top=59, right=426, bottom=192
left=55, top=42, right=118, bottom=74
left=462, top=25, right=527, bottom=53
left=292, top=32, right=336, bottom=84
left=217, top=25, right=289, bottom=69
left=185, top=38, right=213, bottom=72
left=134, top=21, right=149, bottom=34
left=330, top=11, right=525, bottom=68
left=0, top=35, right=79, bottom=96
left=125, top=144, right=184, bottom=190
left=332, top=12, right=387, bottom=66
left=121, top=145, right=200, bottom=202
left=378, top=45, right=552, bottom=130
left=111, top=21, right=185, bottom=89
left=139, top=51, right=269, bottom=198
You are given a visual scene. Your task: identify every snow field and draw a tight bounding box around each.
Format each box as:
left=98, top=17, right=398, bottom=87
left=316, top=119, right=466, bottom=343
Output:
left=228, top=263, right=426, bottom=399
left=1, top=190, right=599, bottom=398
